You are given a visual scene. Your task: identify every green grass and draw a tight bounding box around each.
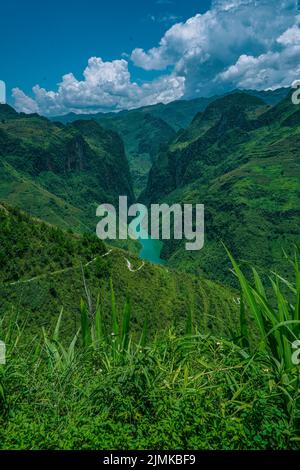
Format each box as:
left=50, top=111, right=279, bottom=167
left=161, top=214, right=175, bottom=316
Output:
left=228, top=247, right=300, bottom=420
left=0, top=254, right=299, bottom=450
left=0, top=203, right=240, bottom=341
left=0, top=306, right=298, bottom=450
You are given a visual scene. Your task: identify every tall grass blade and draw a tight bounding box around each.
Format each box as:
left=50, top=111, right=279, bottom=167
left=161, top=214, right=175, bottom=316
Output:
left=139, top=319, right=148, bottom=348
left=185, top=303, right=193, bottom=336
left=121, top=294, right=131, bottom=352
left=110, top=278, right=118, bottom=337
left=239, top=294, right=249, bottom=349
left=94, top=294, right=104, bottom=346
left=53, top=307, right=64, bottom=342
left=80, top=299, right=91, bottom=349
left=225, top=246, right=267, bottom=347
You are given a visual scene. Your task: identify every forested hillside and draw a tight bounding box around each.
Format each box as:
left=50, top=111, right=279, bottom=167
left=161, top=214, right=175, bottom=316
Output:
left=142, top=92, right=300, bottom=284
left=0, top=105, right=134, bottom=232
left=0, top=204, right=239, bottom=338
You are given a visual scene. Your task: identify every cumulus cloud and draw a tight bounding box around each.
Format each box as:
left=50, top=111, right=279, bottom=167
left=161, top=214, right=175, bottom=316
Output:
left=12, top=88, right=39, bottom=114
left=13, top=57, right=185, bottom=116
left=216, top=47, right=300, bottom=90
left=13, top=0, right=300, bottom=115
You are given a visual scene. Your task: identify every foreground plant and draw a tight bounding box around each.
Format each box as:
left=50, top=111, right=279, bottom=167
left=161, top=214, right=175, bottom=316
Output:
left=1, top=262, right=299, bottom=449
left=227, top=247, right=300, bottom=421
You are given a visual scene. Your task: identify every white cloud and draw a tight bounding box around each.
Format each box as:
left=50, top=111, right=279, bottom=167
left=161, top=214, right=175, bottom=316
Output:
left=146, top=13, right=181, bottom=25
left=13, top=0, right=300, bottom=114
left=216, top=47, right=300, bottom=90
left=13, top=57, right=185, bottom=116
left=277, top=23, right=300, bottom=45
left=132, top=0, right=300, bottom=96
left=12, top=88, right=39, bottom=114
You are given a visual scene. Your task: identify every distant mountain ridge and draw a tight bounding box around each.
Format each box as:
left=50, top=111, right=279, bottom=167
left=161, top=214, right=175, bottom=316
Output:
left=0, top=86, right=295, bottom=283
left=50, top=87, right=290, bottom=130
left=50, top=88, right=289, bottom=196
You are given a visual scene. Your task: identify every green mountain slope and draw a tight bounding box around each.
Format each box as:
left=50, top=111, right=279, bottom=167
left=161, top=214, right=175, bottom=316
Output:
left=0, top=159, right=90, bottom=231
left=142, top=92, right=300, bottom=284
left=51, top=96, right=218, bottom=130
left=0, top=105, right=134, bottom=231
left=0, top=204, right=239, bottom=338
left=95, top=112, right=176, bottom=196
left=54, top=111, right=177, bottom=196
left=50, top=94, right=251, bottom=198
left=242, top=87, right=290, bottom=106
left=51, top=88, right=289, bottom=131
left=125, top=97, right=218, bottom=131
left=51, top=89, right=289, bottom=196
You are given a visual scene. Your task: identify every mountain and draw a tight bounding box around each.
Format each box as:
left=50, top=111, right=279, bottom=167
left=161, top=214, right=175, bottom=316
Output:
left=51, top=89, right=289, bottom=196
left=51, top=96, right=218, bottom=131
left=0, top=203, right=239, bottom=338
left=0, top=104, right=21, bottom=120
left=0, top=105, right=134, bottom=232
left=96, top=112, right=176, bottom=196
left=122, top=97, right=219, bottom=131
left=142, top=91, right=300, bottom=284
left=50, top=95, right=237, bottom=197
left=53, top=111, right=177, bottom=196
left=143, top=92, right=267, bottom=201
left=51, top=88, right=289, bottom=131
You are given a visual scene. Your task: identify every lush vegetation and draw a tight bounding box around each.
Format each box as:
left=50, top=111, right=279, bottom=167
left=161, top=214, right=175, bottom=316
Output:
left=0, top=87, right=299, bottom=450
left=142, top=91, right=300, bottom=286
left=0, top=252, right=299, bottom=450
left=0, top=105, right=134, bottom=232
left=53, top=110, right=177, bottom=196
left=96, top=112, right=176, bottom=196
left=51, top=88, right=288, bottom=197
left=0, top=204, right=239, bottom=340
left=229, top=248, right=300, bottom=417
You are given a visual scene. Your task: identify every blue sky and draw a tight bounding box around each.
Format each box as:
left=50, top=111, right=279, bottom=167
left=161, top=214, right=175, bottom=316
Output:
left=1, top=1, right=299, bottom=115
left=0, top=1, right=211, bottom=97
